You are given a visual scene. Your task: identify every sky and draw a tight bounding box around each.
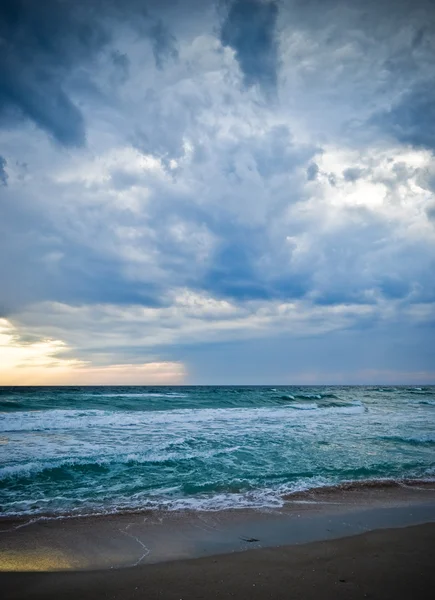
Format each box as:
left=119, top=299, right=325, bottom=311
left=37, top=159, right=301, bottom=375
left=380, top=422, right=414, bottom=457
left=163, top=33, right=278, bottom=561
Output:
left=0, top=0, right=434, bottom=385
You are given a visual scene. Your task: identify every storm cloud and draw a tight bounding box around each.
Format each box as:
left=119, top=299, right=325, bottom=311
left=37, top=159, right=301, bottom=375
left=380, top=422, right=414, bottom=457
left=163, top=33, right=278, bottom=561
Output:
left=1, top=0, right=434, bottom=383
left=221, top=0, right=279, bottom=89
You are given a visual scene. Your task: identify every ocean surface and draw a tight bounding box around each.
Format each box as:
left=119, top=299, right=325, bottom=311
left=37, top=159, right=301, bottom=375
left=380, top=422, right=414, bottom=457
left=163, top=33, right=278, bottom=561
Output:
left=0, top=386, right=434, bottom=518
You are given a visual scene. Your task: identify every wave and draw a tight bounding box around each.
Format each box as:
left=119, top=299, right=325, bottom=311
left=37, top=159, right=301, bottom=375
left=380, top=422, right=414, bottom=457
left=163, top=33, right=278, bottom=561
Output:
left=381, top=434, right=435, bottom=446
left=0, top=446, right=242, bottom=482
left=0, top=400, right=25, bottom=409
left=278, top=394, right=366, bottom=412
left=374, top=387, right=434, bottom=395
left=0, top=402, right=366, bottom=433
left=283, top=477, right=435, bottom=500
left=407, top=387, right=433, bottom=395
left=279, top=393, right=340, bottom=401
left=101, top=392, right=189, bottom=398
left=0, top=386, right=382, bottom=414
left=2, top=476, right=434, bottom=519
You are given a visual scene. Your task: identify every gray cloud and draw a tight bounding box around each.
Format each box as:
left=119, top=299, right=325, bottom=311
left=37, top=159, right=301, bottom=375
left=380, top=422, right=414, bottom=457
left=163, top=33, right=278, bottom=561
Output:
left=110, top=50, right=130, bottom=84
left=150, top=20, right=179, bottom=70
left=1, top=0, right=435, bottom=380
left=426, top=203, right=435, bottom=223
left=306, top=163, right=319, bottom=181
left=0, top=0, right=110, bottom=145
left=0, top=156, right=7, bottom=186
left=343, top=167, right=365, bottom=182
left=372, top=84, right=435, bottom=150
left=0, top=0, right=182, bottom=146
left=221, top=0, right=279, bottom=89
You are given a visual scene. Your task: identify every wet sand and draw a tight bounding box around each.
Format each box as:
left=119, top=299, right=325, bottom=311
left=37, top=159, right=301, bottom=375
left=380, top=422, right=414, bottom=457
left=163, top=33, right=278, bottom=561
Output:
left=1, top=484, right=435, bottom=598
left=2, top=523, right=435, bottom=599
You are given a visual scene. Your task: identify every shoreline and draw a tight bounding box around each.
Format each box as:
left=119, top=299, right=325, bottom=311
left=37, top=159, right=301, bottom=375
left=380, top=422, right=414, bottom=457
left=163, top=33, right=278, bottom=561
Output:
left=1, top=477, right=434, bottom=525
left=1, top=481, right=435, bottom=572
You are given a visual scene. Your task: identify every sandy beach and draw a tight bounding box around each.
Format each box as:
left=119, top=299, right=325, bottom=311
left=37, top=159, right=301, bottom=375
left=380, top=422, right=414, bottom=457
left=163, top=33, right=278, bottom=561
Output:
left=2, top=523, right=435, bottom=600
left=2, top=483, right=435, bottom=599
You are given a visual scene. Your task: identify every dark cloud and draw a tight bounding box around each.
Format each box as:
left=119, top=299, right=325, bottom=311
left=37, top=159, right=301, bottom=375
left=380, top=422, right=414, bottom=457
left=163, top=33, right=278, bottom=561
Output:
left=0, top=0, right=112, bottom=146
left=343, top=167, right=365, bottom=182
left=179, top=321, right=435, bottom=385
left=372, top=84, right=435, bottom=150
left=0, top=156, right=7, bottom=186
left=328, top=173, right=337, bottom=187
left=307, top=162, right=319, bottom=181
left=221, top=0, right=279, bottom=89
left=378, top=276, right=411, bottom=299
left=426, top=203, right=435, bottom=223
left=0, top=0, right=180, bottom=146
left=110, top=50, right=130, bottom=84
left=202, top=225, right=272, bottom=301
left=1, top=74, right=87, bottom=147
left=417, top=169, right=435, bottom=194
left=111, top=50, right=129, bottom=72
left=0, top=4, right=93, bottom=143
left=150, top=20, right=179, bottom=70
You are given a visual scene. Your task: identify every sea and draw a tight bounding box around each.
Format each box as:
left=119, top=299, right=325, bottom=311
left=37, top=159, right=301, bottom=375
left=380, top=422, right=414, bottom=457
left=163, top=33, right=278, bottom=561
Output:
left=0, top=386, right=434, bottom=519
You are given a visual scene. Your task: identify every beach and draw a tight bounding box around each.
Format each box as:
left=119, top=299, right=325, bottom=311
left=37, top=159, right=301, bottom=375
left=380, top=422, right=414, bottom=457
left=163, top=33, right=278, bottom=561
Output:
left=2, top=484, right=435, bottom=598
left=2, top=386, right=435, bottom=597
left=2, top=523, right=435, bottom=599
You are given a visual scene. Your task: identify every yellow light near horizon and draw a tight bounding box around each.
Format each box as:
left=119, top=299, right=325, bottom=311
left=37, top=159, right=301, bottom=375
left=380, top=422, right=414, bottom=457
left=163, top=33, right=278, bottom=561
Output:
left=0, top=319, right=186, bottom=386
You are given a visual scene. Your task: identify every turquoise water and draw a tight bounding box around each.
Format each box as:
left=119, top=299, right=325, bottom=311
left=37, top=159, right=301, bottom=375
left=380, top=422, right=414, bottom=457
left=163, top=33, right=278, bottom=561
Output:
left=0, top=386, right=434, bottom=517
